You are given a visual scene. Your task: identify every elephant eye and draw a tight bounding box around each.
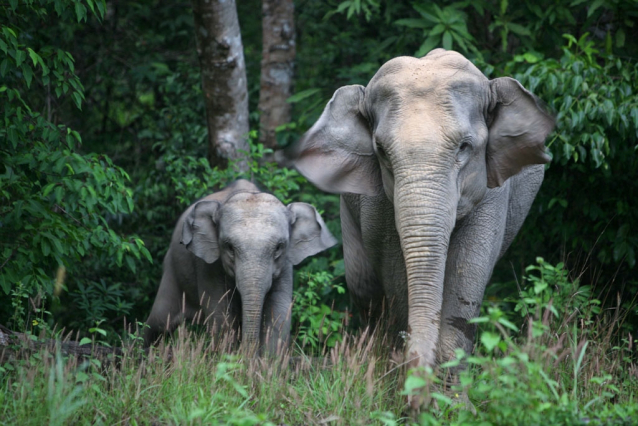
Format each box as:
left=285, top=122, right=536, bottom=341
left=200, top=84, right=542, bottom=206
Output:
left=224, top=241, right=234, bottom=256
left=459, top=142, right=471, bottom=152
left=274, top=242, right=285, bottom=258
left=376, top=144, right=386, bottom=157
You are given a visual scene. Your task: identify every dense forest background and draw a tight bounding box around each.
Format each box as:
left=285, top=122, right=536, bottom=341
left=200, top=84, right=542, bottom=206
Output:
left=2, top=0, right=638, bottom=348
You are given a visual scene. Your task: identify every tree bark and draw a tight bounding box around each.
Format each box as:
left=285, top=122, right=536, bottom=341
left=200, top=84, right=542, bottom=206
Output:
left=192, top=0, right=250, bottom=171
left=258, top=0, right=296, bottom=149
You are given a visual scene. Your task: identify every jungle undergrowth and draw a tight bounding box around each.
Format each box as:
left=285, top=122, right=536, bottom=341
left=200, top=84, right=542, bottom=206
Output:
left=1, top=259, right=637, bottom=425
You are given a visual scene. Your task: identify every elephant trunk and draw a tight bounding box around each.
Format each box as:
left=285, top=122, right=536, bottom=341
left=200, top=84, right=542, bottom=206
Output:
left=236, top=265, right=271, bottom=353
left=394, top=168, right=457, bottom=368
left=241, top=297, right=264, bottom=352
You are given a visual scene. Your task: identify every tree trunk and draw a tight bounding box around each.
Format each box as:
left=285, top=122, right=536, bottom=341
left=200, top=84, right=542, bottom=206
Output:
left=192, top=0, right=250, bottom=171
left=258, top=0, right=296, bottom=149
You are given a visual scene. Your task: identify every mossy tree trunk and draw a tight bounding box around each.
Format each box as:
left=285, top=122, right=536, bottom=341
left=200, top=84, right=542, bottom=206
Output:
left=192, top=0, right=250, bottom=171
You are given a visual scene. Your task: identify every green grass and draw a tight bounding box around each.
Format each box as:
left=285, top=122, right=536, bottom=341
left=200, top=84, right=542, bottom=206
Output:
left=0, top=327, right=406, bottom=425
left=2, top=261, right=638, bottom=425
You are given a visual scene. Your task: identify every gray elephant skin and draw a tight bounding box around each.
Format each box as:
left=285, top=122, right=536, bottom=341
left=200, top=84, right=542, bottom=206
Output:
left=144, top=179, right=337, bottom=352
left=286, top=49, right=554, bottom=376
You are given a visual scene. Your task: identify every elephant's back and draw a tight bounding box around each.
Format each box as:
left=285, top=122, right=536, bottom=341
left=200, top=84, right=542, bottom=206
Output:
left=499, top=164, right=545, bottom=258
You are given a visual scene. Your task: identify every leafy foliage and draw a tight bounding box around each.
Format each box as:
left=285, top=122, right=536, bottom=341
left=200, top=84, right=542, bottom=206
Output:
left=395, top=2, right=479, bottom=57
left=292, top=266, right=347, bottom=350
left=1, top=0, right=638, bottom=381
left=1, top=0, right=149, bottom=329
left=496, top=34, right=638, bottom=310
left=1, top=268, right=636, bottom=424
left=406, top=260, right=637, bottom=425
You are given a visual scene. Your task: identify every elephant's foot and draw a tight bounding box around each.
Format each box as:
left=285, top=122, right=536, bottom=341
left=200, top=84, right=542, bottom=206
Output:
left=435, top=386, right=476, bottom=415
left=407, top=387, right=476, bottom=417
left=435, top=373, right=477, bottom=415
left=405, top=369, right=477, bottom=416
left=406, top=337, right=437, bottom=369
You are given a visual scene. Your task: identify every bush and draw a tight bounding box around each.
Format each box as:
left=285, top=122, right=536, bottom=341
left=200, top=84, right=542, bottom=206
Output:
left=407, top=259, right=638, bottom=425
left=0, top=0, right=150, bottom=331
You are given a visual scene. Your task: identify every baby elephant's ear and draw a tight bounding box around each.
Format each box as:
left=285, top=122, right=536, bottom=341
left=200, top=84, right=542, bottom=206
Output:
left=287, top=203, right=337, bottom=265
left=181, top=200, right=221, bottom=264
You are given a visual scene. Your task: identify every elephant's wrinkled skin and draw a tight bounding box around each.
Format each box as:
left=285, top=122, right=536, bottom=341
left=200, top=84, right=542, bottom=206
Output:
left=144, top=180, right=336, bottom=352
left=286, top=50, right=554, bottom=379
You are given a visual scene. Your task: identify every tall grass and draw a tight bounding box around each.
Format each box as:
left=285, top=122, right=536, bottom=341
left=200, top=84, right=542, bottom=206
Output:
left=1, top=259, right=637, bottom=425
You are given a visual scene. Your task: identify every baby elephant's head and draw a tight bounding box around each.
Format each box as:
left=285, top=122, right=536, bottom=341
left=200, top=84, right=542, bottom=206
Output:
left=181, top=190, right=336, bottom=346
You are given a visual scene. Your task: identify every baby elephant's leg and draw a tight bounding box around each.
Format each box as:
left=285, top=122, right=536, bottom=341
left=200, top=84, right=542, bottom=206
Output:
left=144, top=274, right=191, bottom=346
left=261, top=268, right=293, bottom=355
left=197, top=262, right=240, bottom=345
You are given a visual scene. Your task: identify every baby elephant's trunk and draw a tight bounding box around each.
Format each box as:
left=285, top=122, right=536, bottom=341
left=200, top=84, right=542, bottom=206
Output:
left=238, top=273, right=269, bottom=353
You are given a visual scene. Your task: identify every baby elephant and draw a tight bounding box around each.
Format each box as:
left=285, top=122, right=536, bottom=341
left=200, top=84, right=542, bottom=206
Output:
left=144, top=179, right=337, bottom=352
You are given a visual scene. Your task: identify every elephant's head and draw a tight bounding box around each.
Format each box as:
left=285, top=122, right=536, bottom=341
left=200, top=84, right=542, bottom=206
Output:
left=181, top=189, right=336, bottom=349
left=286, top=49, right=554, bottom=366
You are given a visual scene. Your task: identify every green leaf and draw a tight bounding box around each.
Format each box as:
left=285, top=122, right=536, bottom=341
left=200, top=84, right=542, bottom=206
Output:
left=507, top=23, right=531, bottom=36
left=429, top=24, right=446, bottom=36
left=587, top=0, right=605, bottom=17
left=15, top=49, right=26, bottom=67
left=416, top=35, right=439, bottom=57
left=412, top=4, right=437, bottom=23
left=41, top=239, right=51, bottom=257
left=616, top=29, right=625, bottom=48
left=402, top=375, right=427, bottom=395
left=72, top=92, right=83, bottom=110
left=50, top=235, right=65, bottom=255
left=125, top=255, right=135, bottom=273
left=431, top=392, right=453, bottom=406
left=500, top=0, right=508, bottom=15
left=0, top=275, right=10, bottom=295
left=22, top=64, right=33, bottom=88
left=480, top=331, right=501, bottom=352
left=442, top=31, right=453, bottom=50
left=75, top=2, right=87, bottom=22
left=27, top=48, right=40, bottom=67
left=42, top=183, right=56, bottom=197
left=394, top=18, right=429, bottom=29
left=286, top=88, right=321, bottom=104
left=498, top=317, right=519, bottom=332
left=140, top=246, right=153, bottom=263
left=86, top=0, right=96, bottom=15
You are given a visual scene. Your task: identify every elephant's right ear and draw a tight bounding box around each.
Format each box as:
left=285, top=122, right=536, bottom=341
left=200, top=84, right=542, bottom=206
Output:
left=287, top=203, right=337, bottom=265
left=284, top=85, right=382, bottom=196
left=181, top=201, right=221, bottom=264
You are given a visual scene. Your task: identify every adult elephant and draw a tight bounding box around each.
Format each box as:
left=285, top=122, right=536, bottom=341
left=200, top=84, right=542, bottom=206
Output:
left=286, top=49, right=554, bottom=396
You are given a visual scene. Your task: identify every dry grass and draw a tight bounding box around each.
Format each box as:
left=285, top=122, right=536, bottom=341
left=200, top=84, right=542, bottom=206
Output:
left=2, top=272, right=638, bottom=425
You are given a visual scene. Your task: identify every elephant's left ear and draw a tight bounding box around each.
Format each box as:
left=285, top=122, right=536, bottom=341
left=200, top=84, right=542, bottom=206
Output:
left=287, top=203, right=337, bottom=265
left=487, top=77, right=555, bottom=188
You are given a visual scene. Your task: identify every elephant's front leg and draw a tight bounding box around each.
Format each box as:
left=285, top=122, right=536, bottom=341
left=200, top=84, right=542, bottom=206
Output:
left=260, top=267, right=293, bottom=355
left=438, top=186, right=510, bottom=375
left=197, top=262, right=240, bottom=342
